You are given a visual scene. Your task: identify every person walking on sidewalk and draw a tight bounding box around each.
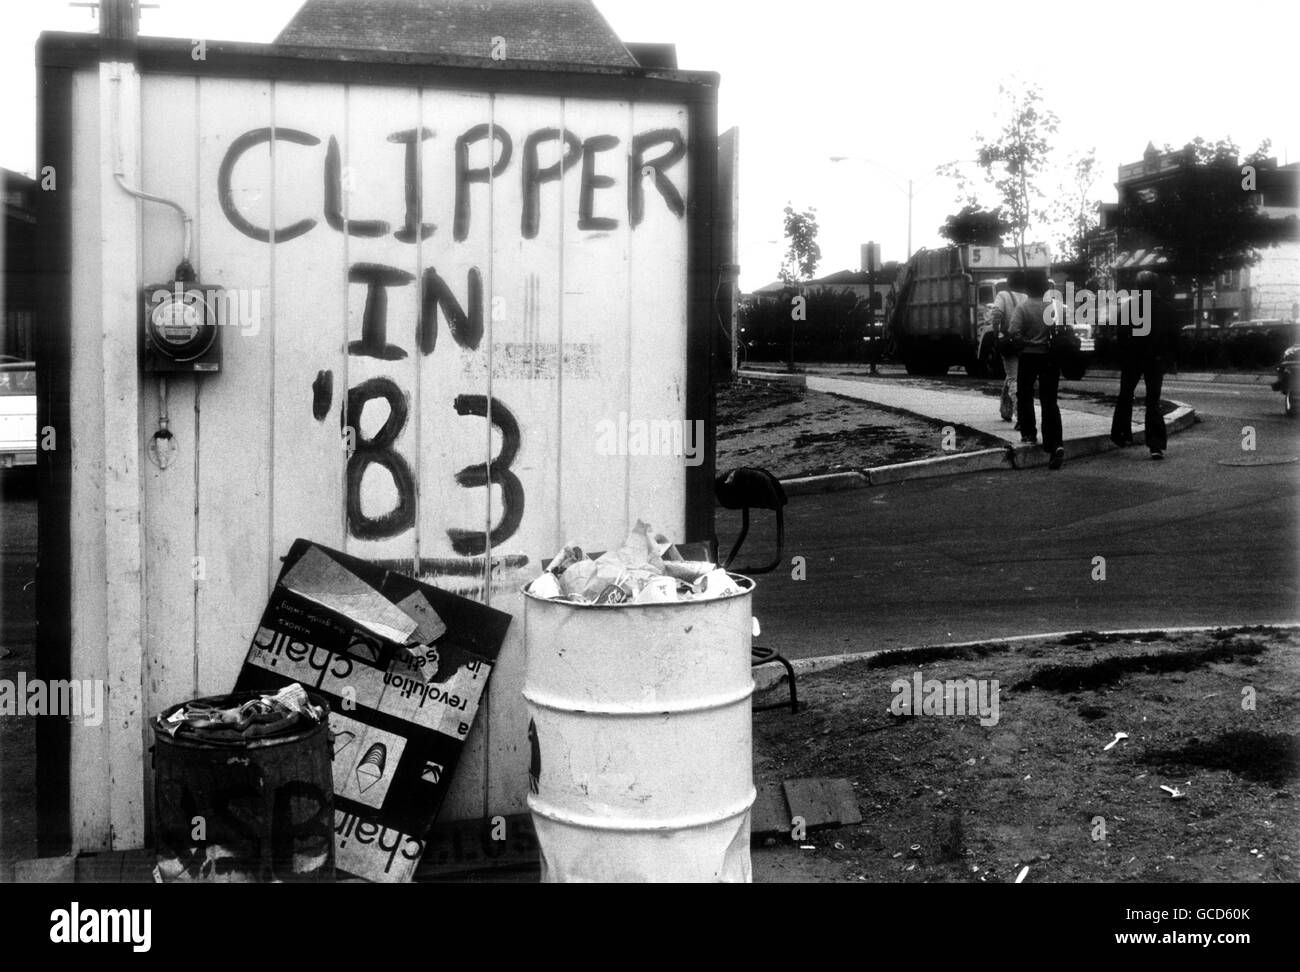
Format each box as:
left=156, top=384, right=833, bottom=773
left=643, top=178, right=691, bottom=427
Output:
left=1111, top=270, right=1180, bottom=459
left=1009, top=269, right=1066, bottom=469
left=989, top=270, right=1028, bottom=428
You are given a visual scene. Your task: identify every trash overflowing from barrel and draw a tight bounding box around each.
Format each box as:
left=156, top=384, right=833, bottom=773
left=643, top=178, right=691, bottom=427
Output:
left=528, top=519, right=745, bottom=605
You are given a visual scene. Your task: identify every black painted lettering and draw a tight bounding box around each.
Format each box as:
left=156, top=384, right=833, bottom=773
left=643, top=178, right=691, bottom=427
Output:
left=218, top=127, right=320, bottom=242
left=270, top=781, right=333, bottom=881
left=454, top=124, right=513, bottom=242
left=345, top=377, right=416, bottom=540
left=628, top=128, right=687, bottom=227
left=521, top=128, right=582, bottom=239
left=578, top=134, right=619, bottom=231
left=347, top=263, right=415, bottom=360
left=325, top=136, right=391, bottom=238
left=418, top=266, right=483, bottom=354
left=447, top=395, right=524, bottom=555
left=389, top=126, right=435, bottom=243
left=311, top=370, right=333, bottom=421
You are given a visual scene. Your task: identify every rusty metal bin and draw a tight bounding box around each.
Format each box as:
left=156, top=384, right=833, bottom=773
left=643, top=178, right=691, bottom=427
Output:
left=522, top=576, right=756, bottom=882
left=151, top=690, right=334, bottom=882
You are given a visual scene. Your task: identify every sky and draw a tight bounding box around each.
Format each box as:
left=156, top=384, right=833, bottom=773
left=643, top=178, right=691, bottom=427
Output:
left=2, top=0, right=1296, bottom=290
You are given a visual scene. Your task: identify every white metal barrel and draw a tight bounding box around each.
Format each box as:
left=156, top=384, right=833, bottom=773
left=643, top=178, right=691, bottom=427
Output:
left=522, top=576, right=756, bottom=882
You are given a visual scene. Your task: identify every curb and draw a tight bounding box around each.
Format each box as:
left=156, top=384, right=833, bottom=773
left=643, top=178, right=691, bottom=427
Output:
left=752, top=621, right=1300, bottom=692
left=1085, top=370, right=1275, bottom=386
left=743, top=368, right=1198, bottom=494
left=741, top=366, right=1275, bottom=387
left=1001, top=402, right=1197, bottom=471
left=738, top=371, right=807, bottom=387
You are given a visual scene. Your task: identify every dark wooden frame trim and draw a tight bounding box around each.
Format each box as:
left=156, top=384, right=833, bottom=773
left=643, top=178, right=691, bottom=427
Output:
left=685, top=95, right=718, bottom=545
left=37, top=33, right=720, bottom=103
left=34, top=58, right=75, bottom=857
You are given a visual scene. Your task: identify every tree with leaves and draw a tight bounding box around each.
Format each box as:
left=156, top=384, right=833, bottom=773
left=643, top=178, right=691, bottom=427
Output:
left=940, top=80, right=1059, bottom=265
left=938, top=205, right=1011, bottom=247
left=1117, top=138, right=1297, bottom=323
left=1048, top=149, right=1099, bottom=264
left=779, top=204, right=822, bottom=284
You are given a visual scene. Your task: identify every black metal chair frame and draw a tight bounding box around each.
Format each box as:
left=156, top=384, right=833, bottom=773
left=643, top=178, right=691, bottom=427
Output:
left=723, top=503, right=786, bottom=575
left=712, top=468, right=798, bottom=715
left=751, top=645, right=798, bottom=713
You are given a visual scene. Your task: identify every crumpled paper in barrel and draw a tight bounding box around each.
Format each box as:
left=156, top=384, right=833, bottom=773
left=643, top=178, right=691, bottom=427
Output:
left=528, top=520, right=745, bottom=604
left=160, top=682, right=325, bottom=740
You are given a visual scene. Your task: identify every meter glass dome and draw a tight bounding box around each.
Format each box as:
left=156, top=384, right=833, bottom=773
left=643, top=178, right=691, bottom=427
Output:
left=147, top=287, right=217, bottom=362
left=152, top=295, right=203, bottom=344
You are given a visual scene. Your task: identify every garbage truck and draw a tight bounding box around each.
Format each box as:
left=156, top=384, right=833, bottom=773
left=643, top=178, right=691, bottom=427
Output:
left=887, top=243, right=1052, bottom=376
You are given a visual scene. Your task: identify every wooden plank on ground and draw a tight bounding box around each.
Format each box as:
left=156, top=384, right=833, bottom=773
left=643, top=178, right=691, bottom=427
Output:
left=782, top=777, right=862, bottom=830
left=826, top=777, right=863, bottom=825
left=750, top=781, right=792, bottom=836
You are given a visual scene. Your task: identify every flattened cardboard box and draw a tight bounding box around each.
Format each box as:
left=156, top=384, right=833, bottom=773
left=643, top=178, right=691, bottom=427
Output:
left=234, top=539, right=511, bottom=883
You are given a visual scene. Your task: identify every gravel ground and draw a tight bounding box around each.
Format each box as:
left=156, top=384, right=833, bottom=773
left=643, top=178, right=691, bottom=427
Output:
left=751, top=626, right=1299, bottom=883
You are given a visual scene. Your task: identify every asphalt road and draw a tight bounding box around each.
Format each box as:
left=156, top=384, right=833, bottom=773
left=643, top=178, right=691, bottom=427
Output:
left=724, top=378, right=1300, bottom=659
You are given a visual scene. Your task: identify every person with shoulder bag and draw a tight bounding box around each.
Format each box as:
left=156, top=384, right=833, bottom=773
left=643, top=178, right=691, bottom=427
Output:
left=1008, top=269, right=1066, bottom=469
left=990, top=269, right=1028, bottom=427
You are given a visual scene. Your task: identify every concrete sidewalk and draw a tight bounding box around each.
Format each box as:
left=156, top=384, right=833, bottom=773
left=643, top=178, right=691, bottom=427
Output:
left=804, top=373, right=1113, bottom=442
left=738, top=369, right=1197, bottom=493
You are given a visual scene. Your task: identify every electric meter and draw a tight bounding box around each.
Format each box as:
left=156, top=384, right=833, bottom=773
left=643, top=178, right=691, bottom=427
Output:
left=142, top=260, right=222, bottom=374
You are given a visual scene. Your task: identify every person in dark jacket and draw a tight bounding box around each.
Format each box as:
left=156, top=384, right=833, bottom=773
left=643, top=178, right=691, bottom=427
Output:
left=1111, top=270, right=1179, bottom=459
left=1008, top=269, right=1065, bottom=469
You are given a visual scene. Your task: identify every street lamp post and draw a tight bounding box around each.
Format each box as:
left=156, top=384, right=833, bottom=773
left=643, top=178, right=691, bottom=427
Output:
left=867, top=242, right=876, bottom=374
left=830, top=156, right=916, bottom=260
left=906, top=179, right=913, bottom=260
left=830, top=156, right=979, bottom=262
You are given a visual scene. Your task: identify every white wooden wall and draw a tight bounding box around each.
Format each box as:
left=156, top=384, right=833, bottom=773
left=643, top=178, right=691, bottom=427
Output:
left=67, top=66, right=692, bottom=850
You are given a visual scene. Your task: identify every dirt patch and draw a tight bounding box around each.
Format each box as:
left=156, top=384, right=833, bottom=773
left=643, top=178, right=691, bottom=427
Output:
left=752, top=627, right=1300, bottom=883
left=1146, top=731, right=1300, bottom=788
left=1012, top=639, right=1269, bottom=692
left=716, top=379, right=1005, bottom=480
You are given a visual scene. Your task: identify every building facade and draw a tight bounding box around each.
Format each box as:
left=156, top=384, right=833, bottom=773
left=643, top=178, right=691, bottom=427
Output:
left=1092, top=143, right=1299, bottom=325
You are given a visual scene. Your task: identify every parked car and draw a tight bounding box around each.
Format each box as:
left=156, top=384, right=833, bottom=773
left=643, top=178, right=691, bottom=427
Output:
left=0, top=359, right=36, bottom=468
left=1229, top=318, right=1290, bottom=329
left=1227, top=319, right=1299, bottom=342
